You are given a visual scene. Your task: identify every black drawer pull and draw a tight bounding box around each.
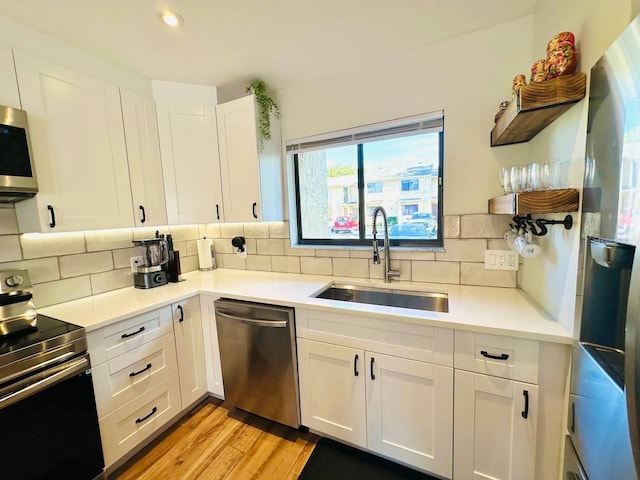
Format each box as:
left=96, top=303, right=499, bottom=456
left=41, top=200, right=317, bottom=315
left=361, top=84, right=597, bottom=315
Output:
left=121, top=326, right=145, bottom=339
left=522, top=390, right=529, bottom=419
left=252, top=202, right=258, bottom=219
left=354, top=354, right=359, bottom=377
left=47, top=205, right=56, bottom=228
left=139, top=205, right=146, bottom=223
left=129, top=363, right=152, bottom=377
left=216, top=204, right=220, bottom=220
left=480, top=350, right=509, bottom=361
left=135, top=406, right=158, bottom=424
left=177, top=305, right=184, bottom=322
left=370, top=357, right=376, bottom=380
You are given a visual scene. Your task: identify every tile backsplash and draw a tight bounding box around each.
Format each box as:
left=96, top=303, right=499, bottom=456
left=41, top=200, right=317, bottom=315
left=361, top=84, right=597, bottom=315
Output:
left=0, top=207, right=514, bottom=307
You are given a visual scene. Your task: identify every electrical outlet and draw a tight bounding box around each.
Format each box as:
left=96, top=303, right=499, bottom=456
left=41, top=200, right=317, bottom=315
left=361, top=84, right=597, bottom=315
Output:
left=484, top=250, right=519, bottom=271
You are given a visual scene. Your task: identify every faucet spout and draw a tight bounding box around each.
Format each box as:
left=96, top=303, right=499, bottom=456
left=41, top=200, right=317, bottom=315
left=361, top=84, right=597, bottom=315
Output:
left=371, top=207, right=400, bottom=283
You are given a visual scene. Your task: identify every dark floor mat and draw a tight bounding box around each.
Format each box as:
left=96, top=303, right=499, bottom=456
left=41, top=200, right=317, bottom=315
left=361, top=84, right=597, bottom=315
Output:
left=298, top=437, right=441, bottom=480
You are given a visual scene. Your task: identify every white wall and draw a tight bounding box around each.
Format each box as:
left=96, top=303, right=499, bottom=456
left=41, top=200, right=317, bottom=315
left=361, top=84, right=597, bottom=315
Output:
left=276, top=16, right=534, bottom=216
left=519, top=0, right=632, bottom=334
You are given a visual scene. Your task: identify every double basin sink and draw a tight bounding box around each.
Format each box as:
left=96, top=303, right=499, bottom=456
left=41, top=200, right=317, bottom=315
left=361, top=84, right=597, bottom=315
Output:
left=313, top=283, right=449, bottom=313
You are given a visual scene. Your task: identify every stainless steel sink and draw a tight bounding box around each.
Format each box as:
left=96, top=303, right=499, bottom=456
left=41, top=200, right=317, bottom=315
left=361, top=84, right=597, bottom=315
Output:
left=313, top=284, right=449, bottom=313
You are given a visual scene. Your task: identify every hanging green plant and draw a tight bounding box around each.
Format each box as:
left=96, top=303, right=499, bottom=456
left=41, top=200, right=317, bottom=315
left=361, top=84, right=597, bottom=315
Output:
left=246, top=79, right=279, bottom=151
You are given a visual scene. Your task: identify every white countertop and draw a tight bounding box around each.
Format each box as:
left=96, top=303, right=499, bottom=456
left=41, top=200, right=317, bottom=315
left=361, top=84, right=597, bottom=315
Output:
left=40, top=269, right=573, bottom=344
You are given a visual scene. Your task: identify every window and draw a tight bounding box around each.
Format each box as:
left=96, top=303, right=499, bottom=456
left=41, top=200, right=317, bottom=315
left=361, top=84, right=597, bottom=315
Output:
left=289, top=111, right=444, bottom=247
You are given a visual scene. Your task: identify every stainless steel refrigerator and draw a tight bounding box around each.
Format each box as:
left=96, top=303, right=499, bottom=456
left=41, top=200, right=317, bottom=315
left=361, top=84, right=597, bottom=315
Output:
left=568, top=14, right=640, bottom=480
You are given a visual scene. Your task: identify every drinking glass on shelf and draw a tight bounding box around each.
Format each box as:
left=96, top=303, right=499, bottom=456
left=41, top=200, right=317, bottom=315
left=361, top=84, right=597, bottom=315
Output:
left=510, top=165, right=529, bottom=193
left=499, top=167, right=513, bottom=194
left=530, top=162, right=550, bottom=190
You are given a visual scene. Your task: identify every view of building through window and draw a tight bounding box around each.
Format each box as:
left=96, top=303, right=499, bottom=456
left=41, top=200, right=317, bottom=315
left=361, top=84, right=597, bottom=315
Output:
left=295, top=130, right=442, bottom=245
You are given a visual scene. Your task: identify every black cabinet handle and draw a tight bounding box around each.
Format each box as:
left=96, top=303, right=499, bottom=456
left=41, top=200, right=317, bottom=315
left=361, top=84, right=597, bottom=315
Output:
left=522, top=390, right=529, bottom=419
left=139, top=205, right=146, bottom=223
left=570, top=401, right=575, bottom=433
left=252, top=202, right=258, bottom=219
left=47, top=205, right=56, bottom=228
left=121, top=326, right=145, bottom=338
left=354, top=354, right=359, bottom=377
left=480, top=350, right=509, bottom=361
left=370, top=357, right=376, bottom=380
left=135, top=406, right=158, bottom=424
left=177, top=305, right=184, bottom=322
left=216, top=204, right=220, bottom=220
left=129, top=363, right=152, bottom=377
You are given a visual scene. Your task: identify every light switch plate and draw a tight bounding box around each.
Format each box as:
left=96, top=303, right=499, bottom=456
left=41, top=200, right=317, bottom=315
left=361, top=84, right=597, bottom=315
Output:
left=484, top=250, right=519, bottom=271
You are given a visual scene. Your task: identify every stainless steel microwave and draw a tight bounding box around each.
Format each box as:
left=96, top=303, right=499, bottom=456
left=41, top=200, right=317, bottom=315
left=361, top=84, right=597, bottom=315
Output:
left=0, top=105, right=37, bottom=202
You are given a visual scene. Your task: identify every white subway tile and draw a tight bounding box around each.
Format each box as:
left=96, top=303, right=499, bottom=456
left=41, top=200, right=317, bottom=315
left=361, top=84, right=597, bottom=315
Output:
left=461, top=214, right=511, bottom=239
left=91, top=268, right=132, bottom=295
left=269, top=221, right=289, bottom=239
left=246, top=255, right=272, bottom=272
left=284, top=244, right=315, bottom=256
left=257, top=239, right=284, bottom=255
left=0, top=207, right=19, bottom=234
left=245, top=238, right=257, bottom=254
left=213, top=239, right=233, bottom=254
left=169, top=224, right=199, bottom=241
left=412, top=261, right=460, bottom=284
left=0, top=235, right=22, bottom=262
left=60, top=252, right=114, bottom=278
left=221, top=253, right=246, bottom=269
left=332, top=258, right=369, bottom=278
left=444, top=215, right=460, bottom=238
left=220, top=223, right=244, bottom=238
left=186, top=239, right=198, bottom=256
left=436, top=239, right=486, bottom=262
left=180, top=254, right=199, bottom=273
left=86, top=228, right=133, bottom=251
left=316, top=249, right=350, bottom=258
left=244, top=223, right=270, bottom=238
left=272, top=256, right=301, bottom=273
left=133, top=227, right=162, bottom=240
left=301, top=257, right=332, bottom=275
left=113, top=247, right=138, bottom=269
left=0, top=257, right=60, bottom=283
left=205, top=224, right=221, bottom=238
left=461, top=263, right=517, bottom=287
left=369, top=259, right=411, bottom=281
left=32, top=276, right=92, bottom=308
left=391, top=250, right=436, bottom=261
left=21, top=232, right=85, bottom=259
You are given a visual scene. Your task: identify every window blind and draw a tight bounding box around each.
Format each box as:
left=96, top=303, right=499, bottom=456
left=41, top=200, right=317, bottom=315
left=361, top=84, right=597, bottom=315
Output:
left=285, top=110, right=444, bottom=154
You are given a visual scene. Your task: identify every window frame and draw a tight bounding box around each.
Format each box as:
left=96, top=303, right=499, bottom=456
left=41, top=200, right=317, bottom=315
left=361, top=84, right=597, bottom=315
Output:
left=291, top=118, right=444, bottom=249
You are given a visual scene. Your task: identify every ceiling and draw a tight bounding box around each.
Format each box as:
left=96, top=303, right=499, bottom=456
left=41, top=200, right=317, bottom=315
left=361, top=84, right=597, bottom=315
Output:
left=0, top=1, right=538, bottom=93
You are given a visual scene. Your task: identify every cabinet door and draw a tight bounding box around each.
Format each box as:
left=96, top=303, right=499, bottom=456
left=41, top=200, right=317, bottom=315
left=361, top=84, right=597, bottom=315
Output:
left=216, top=95, right=262, bottom=222
left=156, top=97, right=223, bottom=224
left=172, top=297, right=207, bottom=408
left=297, top=338, right=366, bottom=447
left=120, top=89, right=167, bottom=227
left=366, top=352, right=453, bottom=477
left=13, top=50, right=134, bottom=232
left=199, top=295, right=225, bottom=398
left=454, top=370, right=538, bottom=480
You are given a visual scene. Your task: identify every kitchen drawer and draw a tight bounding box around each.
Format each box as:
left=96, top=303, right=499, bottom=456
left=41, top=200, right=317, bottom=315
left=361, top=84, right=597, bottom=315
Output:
left=296, top=308, right=453, bottom=366
left=454, top=331, right=539, bottom=383
left=88, top=306, right=173, bottom=365
left=92, top=333, right=179, bottom=418
left=98, top=373, right=182, bottom=468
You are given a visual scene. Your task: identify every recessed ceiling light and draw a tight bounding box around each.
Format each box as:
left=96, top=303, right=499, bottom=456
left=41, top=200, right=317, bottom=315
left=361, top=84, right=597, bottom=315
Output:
left=159, top=10, right=183, bottom=27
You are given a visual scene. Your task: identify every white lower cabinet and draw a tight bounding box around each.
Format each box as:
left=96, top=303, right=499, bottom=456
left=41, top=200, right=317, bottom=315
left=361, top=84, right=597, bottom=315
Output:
left=297, top=336, right=453, bottom=478
left=171, top=297, right=208, bottom=409
left=454, top=370, right=538, bottom=480
left=199, top=295, right=225, bottom=398
left=298, top=339, right=366, bottom=447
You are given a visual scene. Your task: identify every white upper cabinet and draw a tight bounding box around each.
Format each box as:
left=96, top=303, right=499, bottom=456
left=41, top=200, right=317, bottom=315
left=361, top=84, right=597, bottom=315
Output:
left=120, top=88, right=167, bottom=227
left=153, top=81, right=224, bottom=225
left=216, top=94, right=284, bottom=222
left=13, top=50, right=134, bottom=232
left=0, top=44, right=20, bottom=108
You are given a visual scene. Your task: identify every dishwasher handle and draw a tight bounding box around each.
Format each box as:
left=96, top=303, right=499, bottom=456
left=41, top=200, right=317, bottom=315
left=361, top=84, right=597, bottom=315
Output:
left=215, top=310, right=288, bottom=328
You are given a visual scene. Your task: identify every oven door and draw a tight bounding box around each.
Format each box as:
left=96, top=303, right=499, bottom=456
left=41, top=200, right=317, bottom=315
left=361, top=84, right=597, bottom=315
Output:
left=0, top=353, right=104, bottom=480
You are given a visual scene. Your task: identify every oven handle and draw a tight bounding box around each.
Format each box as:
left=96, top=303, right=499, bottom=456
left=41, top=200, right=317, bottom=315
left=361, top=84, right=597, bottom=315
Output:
left=0, top=355, right=90, bottom=410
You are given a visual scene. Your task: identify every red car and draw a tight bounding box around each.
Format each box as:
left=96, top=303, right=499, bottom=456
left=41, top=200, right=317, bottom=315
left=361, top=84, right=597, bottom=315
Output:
left=332, top=216, right=359, bottom=233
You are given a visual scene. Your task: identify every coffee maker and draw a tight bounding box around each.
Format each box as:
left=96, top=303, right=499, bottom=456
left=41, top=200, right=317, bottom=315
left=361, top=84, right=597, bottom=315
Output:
left=132, top=238, right=168, bottom=289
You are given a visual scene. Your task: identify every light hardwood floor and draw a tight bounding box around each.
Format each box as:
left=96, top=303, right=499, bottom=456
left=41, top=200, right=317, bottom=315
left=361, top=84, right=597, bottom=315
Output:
left=110, top=397, right=319, bottom=480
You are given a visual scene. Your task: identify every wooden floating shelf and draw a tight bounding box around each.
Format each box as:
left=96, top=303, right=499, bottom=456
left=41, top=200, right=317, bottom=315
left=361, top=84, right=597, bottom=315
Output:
left=491, top=73, right=587, bottom=147
left=488, top=188, right=580, bottom=214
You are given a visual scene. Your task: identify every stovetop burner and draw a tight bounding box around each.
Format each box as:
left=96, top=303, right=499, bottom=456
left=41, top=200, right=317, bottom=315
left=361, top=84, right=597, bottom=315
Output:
left=0, top=314, right=83, bottom=357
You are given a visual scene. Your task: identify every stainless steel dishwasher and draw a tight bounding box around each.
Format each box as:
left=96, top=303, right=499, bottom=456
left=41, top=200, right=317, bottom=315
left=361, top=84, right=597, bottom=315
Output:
left=214, top=298, right=300, bottom=428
